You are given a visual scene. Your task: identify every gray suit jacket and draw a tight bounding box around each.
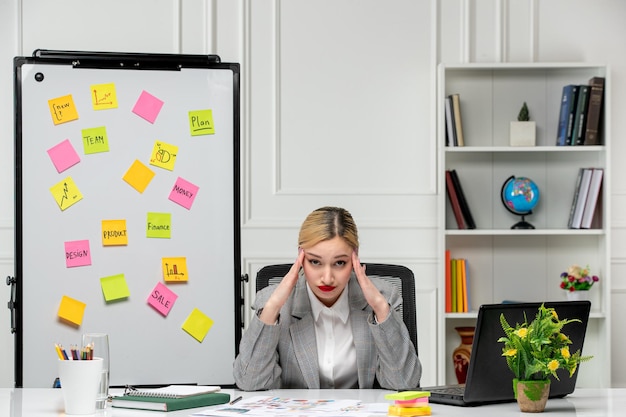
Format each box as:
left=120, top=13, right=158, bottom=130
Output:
left=233, top=272, right=422, bottom=391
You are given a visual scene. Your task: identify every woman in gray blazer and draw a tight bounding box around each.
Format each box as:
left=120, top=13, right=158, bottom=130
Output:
left=233, top=207, right=422, bottom=391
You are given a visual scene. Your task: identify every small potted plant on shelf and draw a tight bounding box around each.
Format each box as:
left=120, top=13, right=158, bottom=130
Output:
left=560, top=264, right=599, bottom=301
left=498, top=304, right=593, bottom=413
left=510, top=101, right=536, bottom=146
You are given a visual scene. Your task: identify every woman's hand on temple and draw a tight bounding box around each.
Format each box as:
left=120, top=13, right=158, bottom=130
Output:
left=258, top=248, right=305, bottom=324
left=352, top=251, right=390, bottom=322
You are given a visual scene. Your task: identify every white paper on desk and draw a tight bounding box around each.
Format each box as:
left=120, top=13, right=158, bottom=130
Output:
left=191, top=395, right=388, bottom=417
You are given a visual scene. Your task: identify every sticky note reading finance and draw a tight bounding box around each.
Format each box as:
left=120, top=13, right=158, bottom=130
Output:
left=132, top=90, right=164, bottom=124
left=81, top=126, right=109, bottom=154
left=47, top=139, right=80, bottom=173
left=188, top=109, right=215, bottom=136
left=148, top=282, right=178, bottom=316
left=50, top=176, right=83, bottom=211
left=182, top=308, right=214, bottom=342
left=64, top=239, right=91, bottom=268
left=149, top=141, right=178, bottom=171
left=147, top=212, right=171, bottom=238
left=168, top=177, right=199, bottom=210
left=102, top=219, right=128, bottom=246
left=57, top=295, right=86, bottom=326
left=48, top=94, right=79, bottom=125
left=91, top=82, right=118, bottom=110
left=162, top=257, right=188, bottom=282
left=123, top=160, right=155, bottom=193
left=100, top=274, right=130, bottom=302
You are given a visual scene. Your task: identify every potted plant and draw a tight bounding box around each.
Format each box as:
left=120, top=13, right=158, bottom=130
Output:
left=560, top=264, right=600, bottom=301
left=498, top=304, right=593, bottom=412
left=510, top=102, right=536, bottom=146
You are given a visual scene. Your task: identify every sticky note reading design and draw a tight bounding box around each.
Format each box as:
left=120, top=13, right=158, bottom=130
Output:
left=50, top=176, right=83, bottom=211
left=123, top=160, right=155, bottom=193
left=48, top=94, right=79, bottom=125
left=146, top=212, right=171, bottom=238
left=162, top=257, right=188, bottom=282
left=47, top=139, right=81, bottom=173
left=100, top=274, right=130, bottom=302
left=57, top=295, right=86, bottom=326
left=81, top=126, right=110, bottom=154
left=148, top=282, right=178, bottom=316
left=168, top=177, right=199, bottom=210
left=91, top=82, right=118, bottom=110
left=188, top=109, right=215, bottom=136
left=149, top=141, right=178, bottom=171
left=102, top=219, right=128, bottom=246
left=65, top=240, right=91, bottom=268
left=182, top=308, right=214, bottom=342
left=132, top=90, right=164, bottom=123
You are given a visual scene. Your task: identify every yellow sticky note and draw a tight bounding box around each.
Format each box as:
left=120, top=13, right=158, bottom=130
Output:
left=188, top=109, right=215, bottom=136
left=50, top=176, right=83, bottom=211
left=123, top=160, right=155, bottom=193
left=162, top=257, right=188, bottom=282
left=91, top=82, right=118, bottom=110
left=182, top=308, right=213, bottom=342
left=102, top=219, right=128, bottom=246
left=149, top=141, right=178, bottom=171
left=147, top=212, right=171, bottom=239
left=100, top=274, right=130, bottom=301
left=82, top=126, right=109, bottom=154
left=57, top=295, right=86, bottom=326
left=48, top=94, right=79, bottom=125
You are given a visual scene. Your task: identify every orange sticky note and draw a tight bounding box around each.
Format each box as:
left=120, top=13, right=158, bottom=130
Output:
left=102, top=219, right=128, bottom=246
left=182, top=308, right=213, bottom=342
left=48, top=94, right=79, bottom=125
left=162, top=257, right=188, bottom=282
left=123, top=160, right=155, bottom=193
left=57, top=295, right=86, bottom=326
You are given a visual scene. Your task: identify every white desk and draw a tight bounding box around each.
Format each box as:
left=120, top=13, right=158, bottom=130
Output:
left=1, top=388, right=624, bottom=416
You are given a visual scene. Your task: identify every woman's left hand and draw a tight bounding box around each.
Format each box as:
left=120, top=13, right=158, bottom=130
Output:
left=352, top=251, right=390, bottom=322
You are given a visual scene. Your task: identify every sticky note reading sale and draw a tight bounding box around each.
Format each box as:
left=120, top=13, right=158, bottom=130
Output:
left=148, top=282, right=178, bottom=316
left=102, top=219, right=128, bottom=246
left=162, top=257, right=188, bottom=282
left=57, top=295, right=86, bottom=326
left=47, top=139, right=80, bottom=173
left=188, top=109, right=215, bottom=136
left=168, top=177, right=199, bottom=210
left=123, top=160, right=155, bottom=193
left=182, top=308, right=214, bottom=342
left=100, top=274, right=130, bottom=302
left=132, top=90, right=164, bottom=124
left=48, top=94, right=79, bottom=125
left=64, top=240, right=91, bottom=268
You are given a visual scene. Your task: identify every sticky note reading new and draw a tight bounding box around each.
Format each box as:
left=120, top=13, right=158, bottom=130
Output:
left=100, top=274, right=130, bottom=302
left=102, top=219, right=128, bottom=246
left=50, top=176, right=83, bottom=211
left=48, top=94, right=79, bottom=125
left=81, top=126, right=109, bottom=154
left=162, top=257, right=188, bottom=282
left=57, top=295, right=86, bottom=326
left=91, top=82, right=118, bottom=110
left=65, top=240, right=91, bottom=268
left=132, top=90, right=164, bottom=123
left=148, top=282, right=178, bottom=316
left=149, top=141, right=178, bottom=171
left=123, top=160, right=155, bottom=193
left=188, top=109, right=215, bottom=136
left=147, top=212, right=171, bottom=238
left=168, top=177, right=199, bottom=210
left=47, top=139, right=80, bottom=173
left=182, top=308, right=214, bottom=342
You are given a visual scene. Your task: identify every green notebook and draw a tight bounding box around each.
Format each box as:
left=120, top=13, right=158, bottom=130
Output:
left=111, top=392, right=231, bottom=412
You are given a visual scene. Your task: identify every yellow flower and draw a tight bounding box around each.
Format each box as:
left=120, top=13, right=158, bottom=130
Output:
left=551, top=310, right=559, bottom=320
left=503, top=349, right=517, bottom=357
left=514, top=328, right=528, bottom=338
left=548, top=360, right=559, bottom=372
left=561, top=347, right=571, bottom=359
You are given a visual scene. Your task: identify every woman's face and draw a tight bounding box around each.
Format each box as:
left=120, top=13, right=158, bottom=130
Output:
left=302, top=236, right=353, bottom=307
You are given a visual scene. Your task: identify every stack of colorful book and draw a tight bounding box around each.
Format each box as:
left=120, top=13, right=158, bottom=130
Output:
left=385, top=391, right=431, bottom=416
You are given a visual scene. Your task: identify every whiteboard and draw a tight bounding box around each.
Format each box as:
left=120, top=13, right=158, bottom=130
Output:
left=14, top=52, right=241, bottom=388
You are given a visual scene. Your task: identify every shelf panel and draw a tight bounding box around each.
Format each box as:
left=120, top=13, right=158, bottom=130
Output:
left=445, top=146, right=605, bottom=153
left=445, top=229, right=605, bottom=236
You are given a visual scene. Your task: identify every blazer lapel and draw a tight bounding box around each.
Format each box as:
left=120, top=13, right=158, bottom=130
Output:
left=289, top=276, right=320, bottom=388
left=348, top=276, right=376, bottom=388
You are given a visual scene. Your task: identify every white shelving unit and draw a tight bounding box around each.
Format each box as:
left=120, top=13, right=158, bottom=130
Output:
left=437, top=63, right=611, bottom=388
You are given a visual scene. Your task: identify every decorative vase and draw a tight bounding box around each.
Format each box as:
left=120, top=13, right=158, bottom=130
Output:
left=566, top=290, right=590, bottom=302
left=452, top=326, right=475, bottom=384
left=513, top=378, right=550, bottom=413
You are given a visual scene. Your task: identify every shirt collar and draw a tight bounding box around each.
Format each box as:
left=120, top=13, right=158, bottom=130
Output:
left=306, top=281, right=350, bottom=324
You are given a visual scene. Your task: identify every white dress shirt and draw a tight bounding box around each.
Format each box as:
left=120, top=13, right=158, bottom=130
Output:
left=306, top=283, right=358, bottom=389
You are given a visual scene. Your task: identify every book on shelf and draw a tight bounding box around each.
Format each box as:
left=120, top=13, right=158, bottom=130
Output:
left=451, top=93, right=465, bottom=146
left=455, top=259, right=464, bottom=312
left=445, top=250, right=452, bottom=313
left=556, top=84, right=578, bottom=146
left=450, top=257, right=457, bottom=312
left=445, top=95, right=457, bottom=146
left=584, top=76, right=605, bottom=146
left=571, top=85, right=590, bottom=145
left=581, top=168, right=603, bottom=229
left=567, top=168, right=585, bottom=228
left=111, top=388, right=229, bottom=412
left=446, top=257, right=469, bottom=313
left=445, top=170, right=465, bottom=229
left=449, top=169, right=476, bottom=229
left=568, top=168, right=593, bottom=229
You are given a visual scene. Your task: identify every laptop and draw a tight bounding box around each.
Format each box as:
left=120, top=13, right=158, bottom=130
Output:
left=423, top=301, right=591, bottom=407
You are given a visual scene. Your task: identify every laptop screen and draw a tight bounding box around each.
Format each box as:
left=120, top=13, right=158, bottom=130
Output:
left=463, top=301, right=591, bottom=404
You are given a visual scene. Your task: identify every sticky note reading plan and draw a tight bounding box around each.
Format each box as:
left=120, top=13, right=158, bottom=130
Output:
left=168, top=177, right=199, bottom=210
left=188, top=109, right=215, bottom=136
left=182, top=308, right=214, bottom=342
left=148, top=282, right=178, bottom=316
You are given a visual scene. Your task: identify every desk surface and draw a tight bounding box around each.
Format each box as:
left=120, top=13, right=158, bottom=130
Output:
left=1, top=388, right=624, bottom=416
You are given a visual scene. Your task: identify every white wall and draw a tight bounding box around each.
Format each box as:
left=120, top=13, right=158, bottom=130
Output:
left=1, top=0, right=626, bottom=388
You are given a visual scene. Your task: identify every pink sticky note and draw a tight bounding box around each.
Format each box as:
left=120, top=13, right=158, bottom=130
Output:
left=132, top=90, right=164, bottom=124
left=147, top=282, right=178, bottom=316
left=64, top=240, right=92, bottom=268
left=168, top=177, right=200, bottom=210
left=47, top=139, right=81, bottom=173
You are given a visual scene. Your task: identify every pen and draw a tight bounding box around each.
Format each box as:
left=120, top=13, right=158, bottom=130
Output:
left=229, top=396, right=243, bottom=405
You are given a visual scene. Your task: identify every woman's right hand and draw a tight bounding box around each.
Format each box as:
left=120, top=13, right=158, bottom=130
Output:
left=258, top=248, right=305, bottom=324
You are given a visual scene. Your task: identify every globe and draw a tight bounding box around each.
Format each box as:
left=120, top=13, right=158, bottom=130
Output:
left=500, top=176, right=540, bottom=229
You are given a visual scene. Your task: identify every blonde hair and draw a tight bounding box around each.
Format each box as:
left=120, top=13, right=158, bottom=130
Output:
left=298, top=207, right=359, bottom=251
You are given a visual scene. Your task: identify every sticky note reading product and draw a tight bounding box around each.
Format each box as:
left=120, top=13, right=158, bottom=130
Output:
left=91, top=82, right=118, bottom=110
left=188, top=109, right=215, bottom=136
left=182, top=308, right=214, bottom=342
left=81, top=126, right=110, bottom=154
left=100, top=274, right=130, bottom=302
left=146, top=212, right=171, bottom=238
left=57, top=295, right=86, bottom=326
left=50, top=176, right=83, bottom=211
left=64, top=240, right=91, bottom=268
left=132, top=90, right=164, bottom=123
left=168, top=177, right=199, bottom=210
left=48, top=94, right=79, bottom=125
left=123, top=160, right=155, bottom=193
left=162, top=257, right=188, bottom=282
left=149, top=141, right=178, bottom=171
left=47, top=139, right=81, bottom=173
left=148, top=282, right=178, bottom=316
left=102, top=219, right=128, bottom=246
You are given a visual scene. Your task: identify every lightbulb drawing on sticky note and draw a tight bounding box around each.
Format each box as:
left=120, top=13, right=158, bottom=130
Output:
left=123, top=160, right=155, bottom=193
left=132, top=90, right=164, bottom=124
left=100, top=274, right=130, bottom=302
left=50, top=176, right=83, bottom=211
left=48, top=94, right=79, bottom=125
left=57, top=295, right=86, bottom=326
left=47, top=139, right=80, bottom=173
left=149, top=141, right=178, bottom=171
left=182, top=308, right=214, bottom=342
left=162, top=257, right=188, bottom=282
left=148, top=282, right=178, bottom=316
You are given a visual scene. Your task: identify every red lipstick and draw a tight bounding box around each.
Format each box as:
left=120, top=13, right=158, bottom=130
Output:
left=319, top=285, right=335, bottom=292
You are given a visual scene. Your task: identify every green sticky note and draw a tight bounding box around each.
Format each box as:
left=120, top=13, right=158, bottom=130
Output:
left=82, top=126, right=109, bottom=154
left=100, top=274, right=130, bottom=301
left=188, top=109, right=215, bottom=136
left=146, top=212, right=171, bottom=238
left=384, top=391, right=431, bottom=400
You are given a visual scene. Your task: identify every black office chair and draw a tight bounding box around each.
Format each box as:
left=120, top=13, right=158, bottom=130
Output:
left=255, top=263, right=418, bottom=356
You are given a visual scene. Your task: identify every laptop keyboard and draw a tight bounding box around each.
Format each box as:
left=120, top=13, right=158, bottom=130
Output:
left=426, top=385, right=465, bottom=396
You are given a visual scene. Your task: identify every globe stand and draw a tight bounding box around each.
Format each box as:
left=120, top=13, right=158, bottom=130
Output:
left=511, top=213, right=535, bottom=229
left=501, top=175, right=539, bottom=230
